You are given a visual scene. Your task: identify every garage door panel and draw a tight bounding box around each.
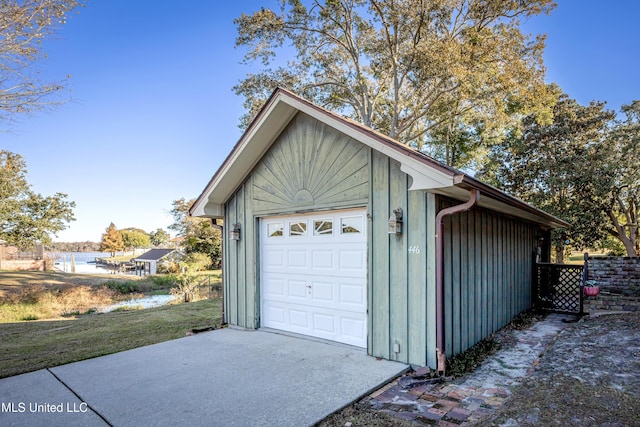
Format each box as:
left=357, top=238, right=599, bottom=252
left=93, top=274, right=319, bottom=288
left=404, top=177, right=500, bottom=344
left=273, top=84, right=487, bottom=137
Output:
left=264, top=278, right=285, bottom=297
left=341, top=316, right=366, bottom=341
left=339, top=250, right=366, bottom=271
left=289, top=309, right=309, bottom=328
left=266, top=276, right=365, bottom=310
left=263, top=249, right=284, bottom=268
left=312, top=313, right=336, bottom=334
left=288, top=280, right=309, bottom=299
left=263, top=304, right=286, bottom=326
left=311, top=250, right=333, bottom=269
left=263, top=301, right=368, bottom=348
left=261, top=209, right=367, bottom=348
left=287, top=250, right=308, bottom=268
left=311, top=281, right=334, bottom=301
left=339, top=282, right=365, bottom=306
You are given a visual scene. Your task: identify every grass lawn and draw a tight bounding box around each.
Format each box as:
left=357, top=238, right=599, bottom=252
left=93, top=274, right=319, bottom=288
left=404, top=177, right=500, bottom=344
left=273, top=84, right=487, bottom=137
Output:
left=0, top=271, right=144, bottom=289
left=0, top=298, right=223, bottom=379
left=0, top=270, right=223, bottom=378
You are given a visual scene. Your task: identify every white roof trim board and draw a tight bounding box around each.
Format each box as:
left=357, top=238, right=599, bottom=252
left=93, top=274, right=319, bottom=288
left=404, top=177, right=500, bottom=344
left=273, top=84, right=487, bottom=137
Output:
left=190, top=88, right=568, bottom=229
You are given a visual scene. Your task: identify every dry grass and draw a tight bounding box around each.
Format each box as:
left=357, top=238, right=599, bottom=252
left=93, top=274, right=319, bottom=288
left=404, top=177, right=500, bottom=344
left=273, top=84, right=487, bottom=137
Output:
left=0, top=271, right=157, bottom=322
left=0, top=270, right=223, bottom=379
left=0, top=298, right=223, bottom=379
left=0, top=285, right=119, bottom=321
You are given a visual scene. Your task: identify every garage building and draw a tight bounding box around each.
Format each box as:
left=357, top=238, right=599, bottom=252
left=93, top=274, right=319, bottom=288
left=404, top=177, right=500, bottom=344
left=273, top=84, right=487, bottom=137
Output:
left=190, top=88, right=567, bottom=369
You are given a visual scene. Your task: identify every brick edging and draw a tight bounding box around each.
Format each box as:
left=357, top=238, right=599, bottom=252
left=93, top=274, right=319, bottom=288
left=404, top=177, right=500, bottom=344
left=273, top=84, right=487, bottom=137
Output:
left=583, top=294, right=640, bottom=312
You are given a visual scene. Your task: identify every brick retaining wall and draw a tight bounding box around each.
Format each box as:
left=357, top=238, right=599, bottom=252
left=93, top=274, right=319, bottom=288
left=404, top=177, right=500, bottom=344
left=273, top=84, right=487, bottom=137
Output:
left=584, top=256, right=640, bottom=313
left=587, top=257, right=640, bottom=296
left=584, top=294, right=640, bottom=313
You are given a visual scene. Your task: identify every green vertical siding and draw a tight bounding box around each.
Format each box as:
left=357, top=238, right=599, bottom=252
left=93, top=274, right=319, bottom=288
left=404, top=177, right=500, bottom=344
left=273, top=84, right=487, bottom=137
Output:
left=439, top=197, right=540, bottom=357
left=224, top=112, right=371, bottom=330
left=219, top=108, right=542, bottom=369
left=370, top=150, right=390, bottom=360
left=425, top=193, right=438, bottom=368
left=389, top=160, right=408, bottom=362
left=407, top=190, right=428, bottom=366
left=224, top=180, right=256, bottom=329
left=369, top=154, right=431, bottom=366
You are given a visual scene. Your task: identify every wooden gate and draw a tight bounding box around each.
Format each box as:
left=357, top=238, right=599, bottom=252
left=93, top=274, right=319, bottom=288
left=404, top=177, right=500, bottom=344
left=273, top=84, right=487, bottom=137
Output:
left=534, top=263, right=585, bottom=315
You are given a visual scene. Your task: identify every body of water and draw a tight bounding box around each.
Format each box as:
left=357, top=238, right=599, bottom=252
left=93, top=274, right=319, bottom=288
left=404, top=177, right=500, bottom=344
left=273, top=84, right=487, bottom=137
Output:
left=50, top=252, right=113, bottom=274
left=101, top=295, right=175, bottom=313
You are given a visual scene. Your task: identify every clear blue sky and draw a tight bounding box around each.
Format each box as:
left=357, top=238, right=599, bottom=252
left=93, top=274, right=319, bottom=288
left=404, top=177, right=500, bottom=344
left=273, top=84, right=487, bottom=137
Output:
left=2, top=1, right=638, bottom=243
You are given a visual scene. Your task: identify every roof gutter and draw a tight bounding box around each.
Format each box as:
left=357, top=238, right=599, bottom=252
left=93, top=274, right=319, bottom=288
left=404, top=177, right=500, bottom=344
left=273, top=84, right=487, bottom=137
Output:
left=434, top=189, right=480, bottom=373
left=453, top=175, right=569, bottom=229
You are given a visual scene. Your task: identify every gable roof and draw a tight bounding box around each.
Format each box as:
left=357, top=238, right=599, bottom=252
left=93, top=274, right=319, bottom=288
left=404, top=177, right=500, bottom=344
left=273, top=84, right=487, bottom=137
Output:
left=191, top=87, right=568, bottom=229
left=133, top=249, right=177, bottom=262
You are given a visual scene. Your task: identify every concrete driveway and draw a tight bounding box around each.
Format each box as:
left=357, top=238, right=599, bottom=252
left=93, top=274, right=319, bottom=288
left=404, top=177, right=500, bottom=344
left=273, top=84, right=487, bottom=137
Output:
left=0, top=328, right=407, bottom=427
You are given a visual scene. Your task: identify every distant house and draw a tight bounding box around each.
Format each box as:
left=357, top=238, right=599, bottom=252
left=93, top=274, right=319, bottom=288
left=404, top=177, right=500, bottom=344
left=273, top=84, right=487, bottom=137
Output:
left=132, top=249, right=181, bottom=275
left=190, top=88, right=568, bottom=370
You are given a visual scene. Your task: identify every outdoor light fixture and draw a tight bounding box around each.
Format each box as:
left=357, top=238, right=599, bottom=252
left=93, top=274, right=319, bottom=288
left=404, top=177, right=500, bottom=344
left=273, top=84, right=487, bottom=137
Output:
left=388, top=208, right=403, bottom=235
left=230, top=223, right=241, bottom=241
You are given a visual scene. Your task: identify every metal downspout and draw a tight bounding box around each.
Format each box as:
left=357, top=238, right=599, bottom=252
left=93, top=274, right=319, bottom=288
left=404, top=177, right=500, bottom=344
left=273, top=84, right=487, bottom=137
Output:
left=211, top=219, right=225, bottom=325
left=434, top=189, right=480, bottom=373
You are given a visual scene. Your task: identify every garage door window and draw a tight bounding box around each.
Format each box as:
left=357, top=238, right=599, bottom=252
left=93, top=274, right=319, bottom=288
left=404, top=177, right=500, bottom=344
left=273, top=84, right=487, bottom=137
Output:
left=289, top=221, right=307, bottom=237
left=313, top=220, right=333, bottom=236
left=340, top=216, right=363, bottom=235
left=268, top=223, right=284, bottom=238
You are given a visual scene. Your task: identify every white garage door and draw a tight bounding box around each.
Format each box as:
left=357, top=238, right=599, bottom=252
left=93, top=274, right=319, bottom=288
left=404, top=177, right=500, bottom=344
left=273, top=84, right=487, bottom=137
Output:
left=261, top=209, right=367, bottom=348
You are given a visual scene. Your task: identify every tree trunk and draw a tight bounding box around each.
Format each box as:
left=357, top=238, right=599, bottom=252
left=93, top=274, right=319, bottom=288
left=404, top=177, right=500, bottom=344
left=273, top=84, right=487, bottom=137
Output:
left=619, top=233, right=637, bottom=257
left=555, top=245, right=565, bottom=264
left=608, top=209, right=638, bottom=256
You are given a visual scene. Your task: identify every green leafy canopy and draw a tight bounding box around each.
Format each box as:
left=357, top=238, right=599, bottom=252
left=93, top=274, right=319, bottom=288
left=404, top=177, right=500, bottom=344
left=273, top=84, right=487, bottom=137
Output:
left=0, top=150, right=76, bottom=248
left=481, top=93, right=639, bottom=257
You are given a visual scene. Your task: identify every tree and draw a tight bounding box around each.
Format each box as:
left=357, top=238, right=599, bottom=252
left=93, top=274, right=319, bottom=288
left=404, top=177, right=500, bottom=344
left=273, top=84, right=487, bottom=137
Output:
left=99, top=222, right=124, bottom=257
left=169, top=198, right=221, bottom=268
left=0, top=0, right=83, bottom=125
left=168, top=198, right=193, bottom=238
left=234, top=0, right=557, bottom=168
left=480, top=94, right=616, bottom=261
left=149, top=228, right=170, bottom=247
left=0, top=150, right=75, bottom=248
left=120, top=228, right=150, bottom=254
left=169, top=252, right=212, bottom=302
left=601, top=101, right=640, bottom=256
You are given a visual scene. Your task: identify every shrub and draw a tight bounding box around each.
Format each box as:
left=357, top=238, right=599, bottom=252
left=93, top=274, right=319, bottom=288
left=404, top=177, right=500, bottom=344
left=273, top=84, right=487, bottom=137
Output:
left=103, top=280, right=141, bottom=294
left=110, top=305, right=143, bottom=312
left=447, top=337, right=501, bottom=378
left=150, top=275, right=177, bottom=288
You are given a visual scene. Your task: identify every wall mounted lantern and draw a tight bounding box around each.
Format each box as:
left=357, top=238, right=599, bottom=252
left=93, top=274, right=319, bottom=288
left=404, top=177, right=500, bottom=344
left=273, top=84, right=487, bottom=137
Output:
left=388, top=208, right=403, bottom=235
left=230, top=223, right=241, bottom=241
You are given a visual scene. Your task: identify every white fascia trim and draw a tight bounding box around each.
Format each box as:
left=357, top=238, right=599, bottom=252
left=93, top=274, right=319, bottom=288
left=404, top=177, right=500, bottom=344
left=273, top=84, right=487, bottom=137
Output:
left=191, top=201, right=223, bottom=219
left=400, top=163, right=453, bottom=190
left=190, top=94, right=297, bottom=217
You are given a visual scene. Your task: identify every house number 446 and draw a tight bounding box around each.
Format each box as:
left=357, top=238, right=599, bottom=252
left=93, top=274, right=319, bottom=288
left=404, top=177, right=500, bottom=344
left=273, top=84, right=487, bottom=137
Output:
left=408, top=246, right=421, bottom=254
